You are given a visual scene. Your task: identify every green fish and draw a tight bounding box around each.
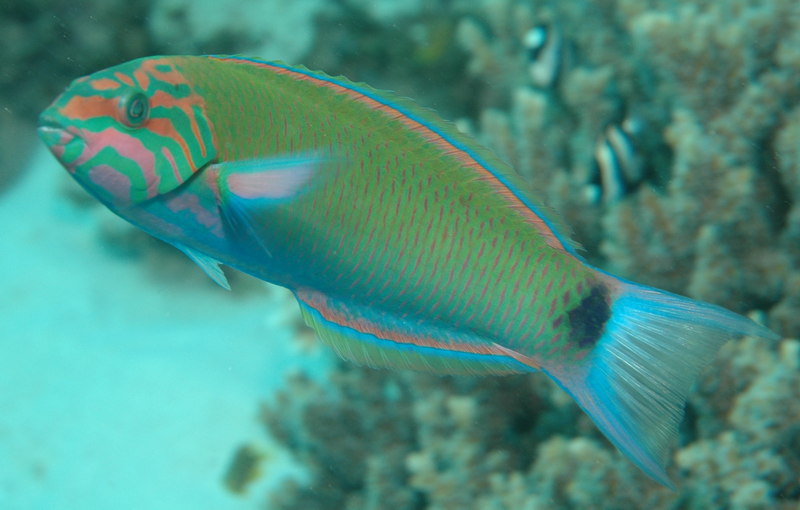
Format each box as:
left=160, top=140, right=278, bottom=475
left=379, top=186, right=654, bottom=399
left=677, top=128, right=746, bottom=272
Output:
left=37, top=55, right=777, bottom=487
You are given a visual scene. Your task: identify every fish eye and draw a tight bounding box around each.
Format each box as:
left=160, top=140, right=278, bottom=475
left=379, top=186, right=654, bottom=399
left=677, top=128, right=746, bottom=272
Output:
left=119, top=90, right=149, bottom=128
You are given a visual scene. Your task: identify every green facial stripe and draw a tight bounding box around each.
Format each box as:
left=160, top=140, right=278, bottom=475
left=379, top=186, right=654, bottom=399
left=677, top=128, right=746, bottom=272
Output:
left=144, top=102, right=212, bottom=193
left=79, top=145, right=148, bottom=204
left=192, top=104, right=214, bottom=159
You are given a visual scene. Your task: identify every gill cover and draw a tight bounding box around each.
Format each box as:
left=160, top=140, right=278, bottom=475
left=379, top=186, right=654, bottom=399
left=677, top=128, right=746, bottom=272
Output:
left=38, top=56, right=217, bottom=205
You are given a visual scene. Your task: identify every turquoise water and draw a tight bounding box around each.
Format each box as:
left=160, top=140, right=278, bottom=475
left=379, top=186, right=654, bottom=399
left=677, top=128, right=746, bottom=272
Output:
left=2, top=1, right=799, bottom=509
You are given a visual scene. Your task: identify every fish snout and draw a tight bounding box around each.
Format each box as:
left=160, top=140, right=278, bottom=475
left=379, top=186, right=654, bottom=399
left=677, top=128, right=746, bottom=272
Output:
left=39, top=105, right=83, bottom=143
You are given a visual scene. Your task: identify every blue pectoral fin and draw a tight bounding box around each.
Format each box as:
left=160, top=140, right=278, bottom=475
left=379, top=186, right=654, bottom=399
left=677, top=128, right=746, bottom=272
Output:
left=294, top=289, right=535, bottom=375
left=173, top=243, right=231, bottom=290
left=543, top=279, right=779, bottom=488
left=212, top=152, right=340, bottom=259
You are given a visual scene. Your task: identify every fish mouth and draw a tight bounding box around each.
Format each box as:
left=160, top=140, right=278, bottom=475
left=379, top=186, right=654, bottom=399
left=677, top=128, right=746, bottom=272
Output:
left=36, top=111, right=85, bottom=172
left=36, top=124, right=74, bottom=147
left=36, top=110, right=84, bottom=163
left=37, top=113, right=75, bottom=147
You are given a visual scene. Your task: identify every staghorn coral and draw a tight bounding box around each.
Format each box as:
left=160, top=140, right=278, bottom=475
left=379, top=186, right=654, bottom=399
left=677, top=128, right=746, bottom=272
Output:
left=604, top=2, right=797, bottom=319
left=260, top=364, right=607, bottom=510
left=259, top=335, right=799, bottom=510
left=679, top=338, right=800, bottom=510
left=147, top=0, right=327, bottom=62
left=260, top=368, right=420, bottom=510
left=475, top=436, right=660, bottom=510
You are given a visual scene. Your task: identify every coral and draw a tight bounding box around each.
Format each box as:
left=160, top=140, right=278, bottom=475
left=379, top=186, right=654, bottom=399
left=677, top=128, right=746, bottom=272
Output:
left=679, top=338, right=800, bottom=509
left=604, top=2, right=797, bottom=318
left=147, top=0, right=326, bottom=62
left=770, top=272, right=800, bottom=335
left=676, top=433, right=790, bottom=510
left=476, top=436, right=658, bottom=510
left=262, top=337, right=799, bottom=510
left=345, top=0, right=426, bottom=23
left=260, top=368, right=420, bottom=510
left=299, top=1, right=475, bottom=123
left=260, top=364, right=609, bottom=510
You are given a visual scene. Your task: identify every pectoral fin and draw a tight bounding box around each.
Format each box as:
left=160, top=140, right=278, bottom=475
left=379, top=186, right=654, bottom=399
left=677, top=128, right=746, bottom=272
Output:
left=214, top=153, right=329, bottom=202
left=211, top=153, right=336, bottom=206
left=212, top=153, right=338, bottom=259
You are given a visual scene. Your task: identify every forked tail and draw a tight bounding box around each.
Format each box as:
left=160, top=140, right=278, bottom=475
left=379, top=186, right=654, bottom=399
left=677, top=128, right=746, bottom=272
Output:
left=543, top=278, right=779, bottom=487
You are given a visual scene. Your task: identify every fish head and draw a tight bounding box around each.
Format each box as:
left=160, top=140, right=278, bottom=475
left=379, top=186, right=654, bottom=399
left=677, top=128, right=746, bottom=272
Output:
left=37, top=56, right=217, bottom=209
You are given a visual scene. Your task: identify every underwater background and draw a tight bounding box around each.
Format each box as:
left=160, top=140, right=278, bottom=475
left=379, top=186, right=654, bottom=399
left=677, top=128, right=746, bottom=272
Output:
left=1, top=0, right=799, bottom=509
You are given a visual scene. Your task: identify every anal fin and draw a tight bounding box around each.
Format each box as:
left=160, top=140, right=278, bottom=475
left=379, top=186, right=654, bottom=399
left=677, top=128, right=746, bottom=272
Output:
left=293, top=289, right=534, bottom=375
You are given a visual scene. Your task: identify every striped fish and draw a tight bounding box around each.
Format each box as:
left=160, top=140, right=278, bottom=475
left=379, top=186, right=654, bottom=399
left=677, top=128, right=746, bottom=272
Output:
left=524, top=24, right=563, bottom=89
left=37, top=55, right=777, bottom=487
left=591, top=117, right=646, bottom=203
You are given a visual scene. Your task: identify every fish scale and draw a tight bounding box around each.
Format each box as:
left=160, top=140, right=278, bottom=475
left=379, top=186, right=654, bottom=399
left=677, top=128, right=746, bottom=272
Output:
left=38, top=55, right=778, bottom=487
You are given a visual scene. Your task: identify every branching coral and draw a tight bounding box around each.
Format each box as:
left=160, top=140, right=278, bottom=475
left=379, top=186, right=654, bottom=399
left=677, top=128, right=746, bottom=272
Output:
left=680, top=338, right=800, bottom=509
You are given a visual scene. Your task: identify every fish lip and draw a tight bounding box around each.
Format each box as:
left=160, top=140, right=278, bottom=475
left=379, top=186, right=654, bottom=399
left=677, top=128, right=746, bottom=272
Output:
left=36, top=124, right=67, bottom=136
left=37, top=109, right=68, bottom=130
left=37, top=110, right=64, bottom=130
left=36, top=117, right=77, bottom=147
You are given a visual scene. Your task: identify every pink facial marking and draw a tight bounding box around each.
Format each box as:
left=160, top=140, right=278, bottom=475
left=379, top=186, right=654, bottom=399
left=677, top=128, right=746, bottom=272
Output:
left=46, top=129, right=76, bottom=168
left=166, top=192, right=220, bottom=232
left=88, top=164, right=132, bottom=200
left=72, top=127, right=159, bottom=199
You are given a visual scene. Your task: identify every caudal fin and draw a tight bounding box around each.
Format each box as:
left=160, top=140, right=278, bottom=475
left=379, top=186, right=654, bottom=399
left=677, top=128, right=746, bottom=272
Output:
left=544, top=280, right=779, bottom=487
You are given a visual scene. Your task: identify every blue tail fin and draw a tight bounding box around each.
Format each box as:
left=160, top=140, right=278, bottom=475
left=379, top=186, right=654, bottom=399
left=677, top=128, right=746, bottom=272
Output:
left=544, top=280, right=779, bottom=487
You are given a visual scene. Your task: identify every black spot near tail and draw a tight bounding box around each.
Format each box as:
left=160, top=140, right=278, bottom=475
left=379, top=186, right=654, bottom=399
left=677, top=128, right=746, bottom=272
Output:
left=568, top=284, right=611, bottom=349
